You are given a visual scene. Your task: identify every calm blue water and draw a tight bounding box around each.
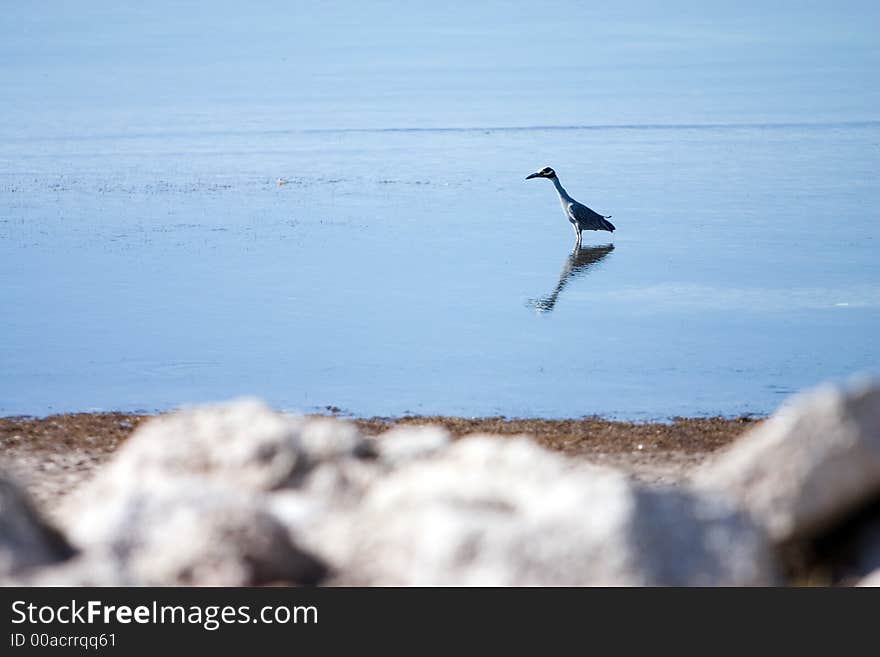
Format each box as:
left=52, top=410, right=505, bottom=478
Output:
left=1, top=2, right=878, bottom=418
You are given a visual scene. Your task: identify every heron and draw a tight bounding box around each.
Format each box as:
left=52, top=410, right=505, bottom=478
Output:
left=526, top=167, right=615, bottom=246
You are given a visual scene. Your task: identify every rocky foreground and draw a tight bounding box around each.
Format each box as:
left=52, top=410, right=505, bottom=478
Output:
left=2, top=381, right=880, bottom=586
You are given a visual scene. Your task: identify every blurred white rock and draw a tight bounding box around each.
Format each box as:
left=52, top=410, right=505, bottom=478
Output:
left=53, top=400, right=373, bottom=585
left=60, top=399, right=374, bottom=513
left=372, top=424, right=452, bottom=465
left=313, top=435, right=777, bottom=586
left=14, top=551, right=135, bottom=587
left=64, top=479, right=325, bottom=586
left=695, top=380, right=880, bottom=543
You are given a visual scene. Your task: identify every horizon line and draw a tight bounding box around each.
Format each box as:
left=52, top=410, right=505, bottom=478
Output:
left=1, top=119, right=878, bottom=144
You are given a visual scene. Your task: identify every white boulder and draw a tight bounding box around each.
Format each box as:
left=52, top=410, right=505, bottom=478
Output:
left=64, top=479, right=325, bottom=586
left=695, top=381, right=880, bottom=543
left=314, top=435, right=777, bottom=586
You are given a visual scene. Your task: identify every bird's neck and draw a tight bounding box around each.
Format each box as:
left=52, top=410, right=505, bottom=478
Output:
left=550, top=176, right=570, bottom=200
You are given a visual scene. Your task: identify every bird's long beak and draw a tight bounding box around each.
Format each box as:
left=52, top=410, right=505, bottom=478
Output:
left=525, top=172, right=541, bottom=180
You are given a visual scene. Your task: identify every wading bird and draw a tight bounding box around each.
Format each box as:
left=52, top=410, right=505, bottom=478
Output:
left=526, top=167, right=615, bottom=245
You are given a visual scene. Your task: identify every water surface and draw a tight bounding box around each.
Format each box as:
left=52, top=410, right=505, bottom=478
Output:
left=1, top=2, right=878, bottom=418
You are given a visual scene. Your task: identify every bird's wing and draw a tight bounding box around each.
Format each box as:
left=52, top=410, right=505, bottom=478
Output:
left=568, top=201, right=615, bottom=231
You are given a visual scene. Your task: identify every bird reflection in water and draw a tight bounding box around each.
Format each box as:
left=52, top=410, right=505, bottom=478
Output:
left=528, top=244, right=615, bottom=313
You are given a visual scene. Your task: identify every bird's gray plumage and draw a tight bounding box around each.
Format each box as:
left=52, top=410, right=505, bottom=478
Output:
left=567, top=201, right=616, bottom=233
left=526, top=166, right=614, bottom=245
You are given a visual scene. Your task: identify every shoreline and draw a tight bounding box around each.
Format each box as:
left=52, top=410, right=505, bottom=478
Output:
left=0, top=411, right=762, bottom=513
left=1, top=407, right=768, bottom=424
left=0, top=410, right=762, bottom=451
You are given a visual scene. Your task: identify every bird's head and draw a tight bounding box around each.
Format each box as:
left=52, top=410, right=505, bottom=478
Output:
left=526, top=166, right=556, bottom=180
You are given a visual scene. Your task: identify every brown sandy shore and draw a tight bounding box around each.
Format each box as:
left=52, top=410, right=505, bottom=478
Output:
left=0, top=411, right=761, bottom=513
